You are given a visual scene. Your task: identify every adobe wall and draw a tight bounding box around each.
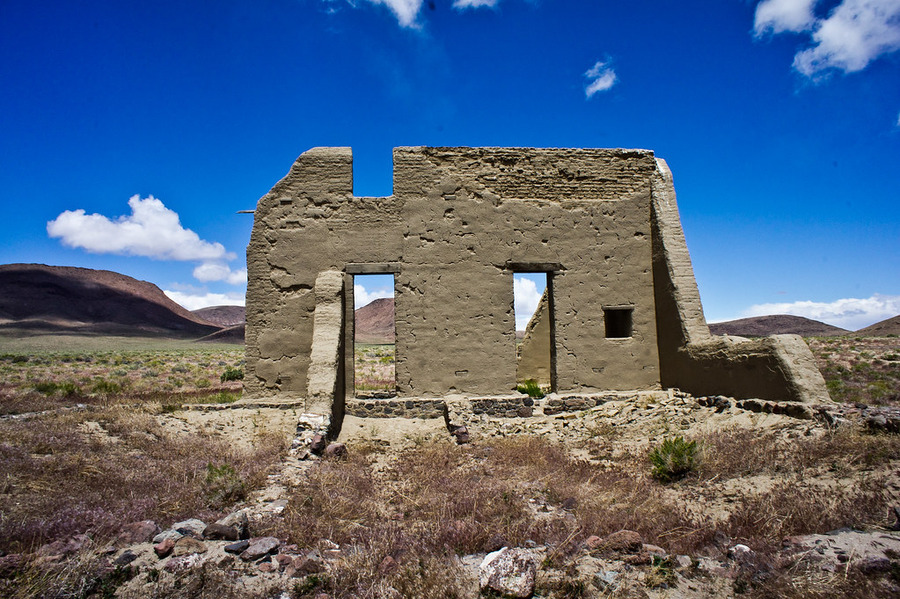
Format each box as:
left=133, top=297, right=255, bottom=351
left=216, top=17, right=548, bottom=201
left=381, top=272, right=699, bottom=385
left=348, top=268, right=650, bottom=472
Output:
left=245, top=146, right=829, bottom=414
left=393, top=147, right=661, bottom=396
left=246, top=147, right=663, bottom=401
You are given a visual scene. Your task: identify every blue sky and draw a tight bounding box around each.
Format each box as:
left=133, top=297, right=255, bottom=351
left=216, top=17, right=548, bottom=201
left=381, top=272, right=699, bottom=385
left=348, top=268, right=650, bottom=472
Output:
left=1, top=0, right=898, bottom=330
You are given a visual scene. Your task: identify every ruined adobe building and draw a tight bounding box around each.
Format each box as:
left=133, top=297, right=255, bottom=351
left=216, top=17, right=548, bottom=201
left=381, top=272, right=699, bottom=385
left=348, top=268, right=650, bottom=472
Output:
left=244, top=147, right=828, bottom=424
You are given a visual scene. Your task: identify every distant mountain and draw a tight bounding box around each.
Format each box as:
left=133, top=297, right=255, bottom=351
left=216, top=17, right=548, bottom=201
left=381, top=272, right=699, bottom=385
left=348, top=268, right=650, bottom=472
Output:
left=192, top=305, right=245, bottom=327
left=355, top=297, right=395, bottom=344
left=0, top=263, right=221, bottom=338
left=854, top=315, right=900, bottom=337
left=709, top=315, right=849, bottom=337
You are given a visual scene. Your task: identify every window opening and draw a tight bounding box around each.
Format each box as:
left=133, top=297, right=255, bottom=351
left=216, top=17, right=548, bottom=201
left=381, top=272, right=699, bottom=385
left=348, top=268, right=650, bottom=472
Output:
left=353, top=274, right=396, bottom=397
left=514, top=272, right=553, bottom=391
left=604, top=307, right=633, bottom=338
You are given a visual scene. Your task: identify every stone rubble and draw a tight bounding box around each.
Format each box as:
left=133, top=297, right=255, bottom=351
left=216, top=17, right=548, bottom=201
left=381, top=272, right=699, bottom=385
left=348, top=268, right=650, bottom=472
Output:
left=3, top=392, right=899, bottom=597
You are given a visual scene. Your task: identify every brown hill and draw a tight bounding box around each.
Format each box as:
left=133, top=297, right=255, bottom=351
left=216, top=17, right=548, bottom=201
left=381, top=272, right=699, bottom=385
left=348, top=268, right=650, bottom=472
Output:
left=709, top=315, right=848, bottom=337
left=0, top=263, right=221, bottom=338
left=355, top=297, right=395, bottom=344
left=192, top=305, right=246, bottom=327
left=196, top=323, right=245, bottom=344
left=854, top=315, right=900, bottom=337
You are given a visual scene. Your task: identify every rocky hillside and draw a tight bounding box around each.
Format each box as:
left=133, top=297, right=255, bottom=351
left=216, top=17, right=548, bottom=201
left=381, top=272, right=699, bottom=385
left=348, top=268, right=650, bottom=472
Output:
left=855, top=315, right=900, bottom=337
left=355, top=297, right=394, bottom=344
left=709, top=314, right=848, bottom=337
left=192, top=305, right=245, bottom=327
left=0, top=263, right=221, bottom=338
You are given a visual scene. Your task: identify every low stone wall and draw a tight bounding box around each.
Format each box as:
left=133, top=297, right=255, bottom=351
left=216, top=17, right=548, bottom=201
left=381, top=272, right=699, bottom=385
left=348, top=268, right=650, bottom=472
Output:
left=345, top=398, right=446, bottom=419
left=471, top=397, right=535, bottom=418
left=543, top=394, right=621, bottom=415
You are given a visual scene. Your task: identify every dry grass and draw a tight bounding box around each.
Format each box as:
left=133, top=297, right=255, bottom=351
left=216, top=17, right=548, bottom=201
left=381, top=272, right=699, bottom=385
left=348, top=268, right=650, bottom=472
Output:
left=261, top=426, right=899, bottom=598
left=0, top=347, right=286, bottom=557
left=2, top=341, right=899, bottom=597
left=0, top=405, right=285, bottom=554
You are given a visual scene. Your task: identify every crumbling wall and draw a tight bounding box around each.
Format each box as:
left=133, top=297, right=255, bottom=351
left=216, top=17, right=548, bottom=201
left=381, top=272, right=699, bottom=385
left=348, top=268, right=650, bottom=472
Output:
left=650, top=158, right=828, bottom=402
left=246, top=146, right=664, bottom=401
left=245, top=146, right=828, bottom=410
left=245, top=147, right=404, bottom=401
left=517, top=289, right=551, bottom=386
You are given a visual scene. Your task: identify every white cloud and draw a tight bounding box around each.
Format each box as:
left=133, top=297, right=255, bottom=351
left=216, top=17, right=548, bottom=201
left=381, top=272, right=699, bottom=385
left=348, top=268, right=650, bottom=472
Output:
left=754, top=0, right=900, bottom=77
left=48, top=194, right=247, bottom=286
left=754, top=0, right=818, bottom=35
left=164, top=290, right=245, bottom=311
left=192, top=262, right=247, bottom=285
left=354, top=284, right=393, bottom=309
left=742, top=293, right=900, bottom=330
left=514, top=277, right=543, bottom=331
left=365, top=0, right=423, bottom=28
left=584, top=60, right=617, bottom=98
left=453, top=0, right=499, bottom=9
left=47, top=195, right=232, bottom=262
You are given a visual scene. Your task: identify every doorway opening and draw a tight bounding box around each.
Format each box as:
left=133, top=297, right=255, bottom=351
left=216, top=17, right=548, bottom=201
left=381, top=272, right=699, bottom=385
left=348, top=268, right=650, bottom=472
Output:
left=353, top=274, right=396, bottom=398
left=514, top=272, right=554, bottom=392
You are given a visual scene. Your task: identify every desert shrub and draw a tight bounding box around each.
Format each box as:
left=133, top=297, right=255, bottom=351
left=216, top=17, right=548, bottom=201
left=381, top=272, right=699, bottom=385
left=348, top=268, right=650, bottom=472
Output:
left=649, top=436, right=699, bottom=482
left=213, top=391, right=239, bottom=403
left=825, top=378, right=846, bottom=400
left=32, top=381, right=59, bottom=395
left=91, top=379, right=122, bottom=395
left=195, top=377, right=211, bottom=388
left=220, top=366, right=244, bottom=382
left=204, top=462, right=246, bottom=509
left=57, top=381, right=79, bottom=396
left=516, top=378, right=545, bottom=398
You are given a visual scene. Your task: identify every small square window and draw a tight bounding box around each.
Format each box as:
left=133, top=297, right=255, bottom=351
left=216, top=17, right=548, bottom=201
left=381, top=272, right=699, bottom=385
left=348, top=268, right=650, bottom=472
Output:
left=604, top=307, right=633, bottom=338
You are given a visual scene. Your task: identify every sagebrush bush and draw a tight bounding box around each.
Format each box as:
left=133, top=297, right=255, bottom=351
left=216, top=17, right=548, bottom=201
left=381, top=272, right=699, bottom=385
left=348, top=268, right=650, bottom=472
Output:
left=204, top=462, right=246, bottom=509
left=220, top=366, right=244, bottom=382
left=648, top=436, right=699, bottom=482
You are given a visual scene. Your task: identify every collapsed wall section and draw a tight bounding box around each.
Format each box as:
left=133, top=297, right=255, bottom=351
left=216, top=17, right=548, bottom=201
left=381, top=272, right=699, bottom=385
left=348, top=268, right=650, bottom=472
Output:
left=650, top=158, right=828, bottom=403
left=517, top=289, right=552, bottom=387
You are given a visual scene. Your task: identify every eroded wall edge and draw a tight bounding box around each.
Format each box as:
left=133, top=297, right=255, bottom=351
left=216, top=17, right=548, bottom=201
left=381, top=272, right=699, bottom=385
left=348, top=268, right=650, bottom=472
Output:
left=516, top=288, right=551, bottom=386
left=306, top=270, right=345, bottom=416
left=651, top=158, right=829, bottom=403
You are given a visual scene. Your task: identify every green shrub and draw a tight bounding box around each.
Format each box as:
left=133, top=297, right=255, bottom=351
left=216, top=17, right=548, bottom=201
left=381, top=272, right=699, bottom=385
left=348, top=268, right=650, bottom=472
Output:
left=91, top=379, right=122, bottom=395
left=58, top=381, right=80, bottom=396
left=649, top=436, right=699, bottom=482
left=220, top=366, right=244, bottom=382
left=516, top=379, right=545, bottom=399
left=33, top=381, right=59, bottom=395
left=207, top=391, right=239, bottom=404
left=204, top=462, right=245, bottom=509
left=826, top=378, right=846, bottom=400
